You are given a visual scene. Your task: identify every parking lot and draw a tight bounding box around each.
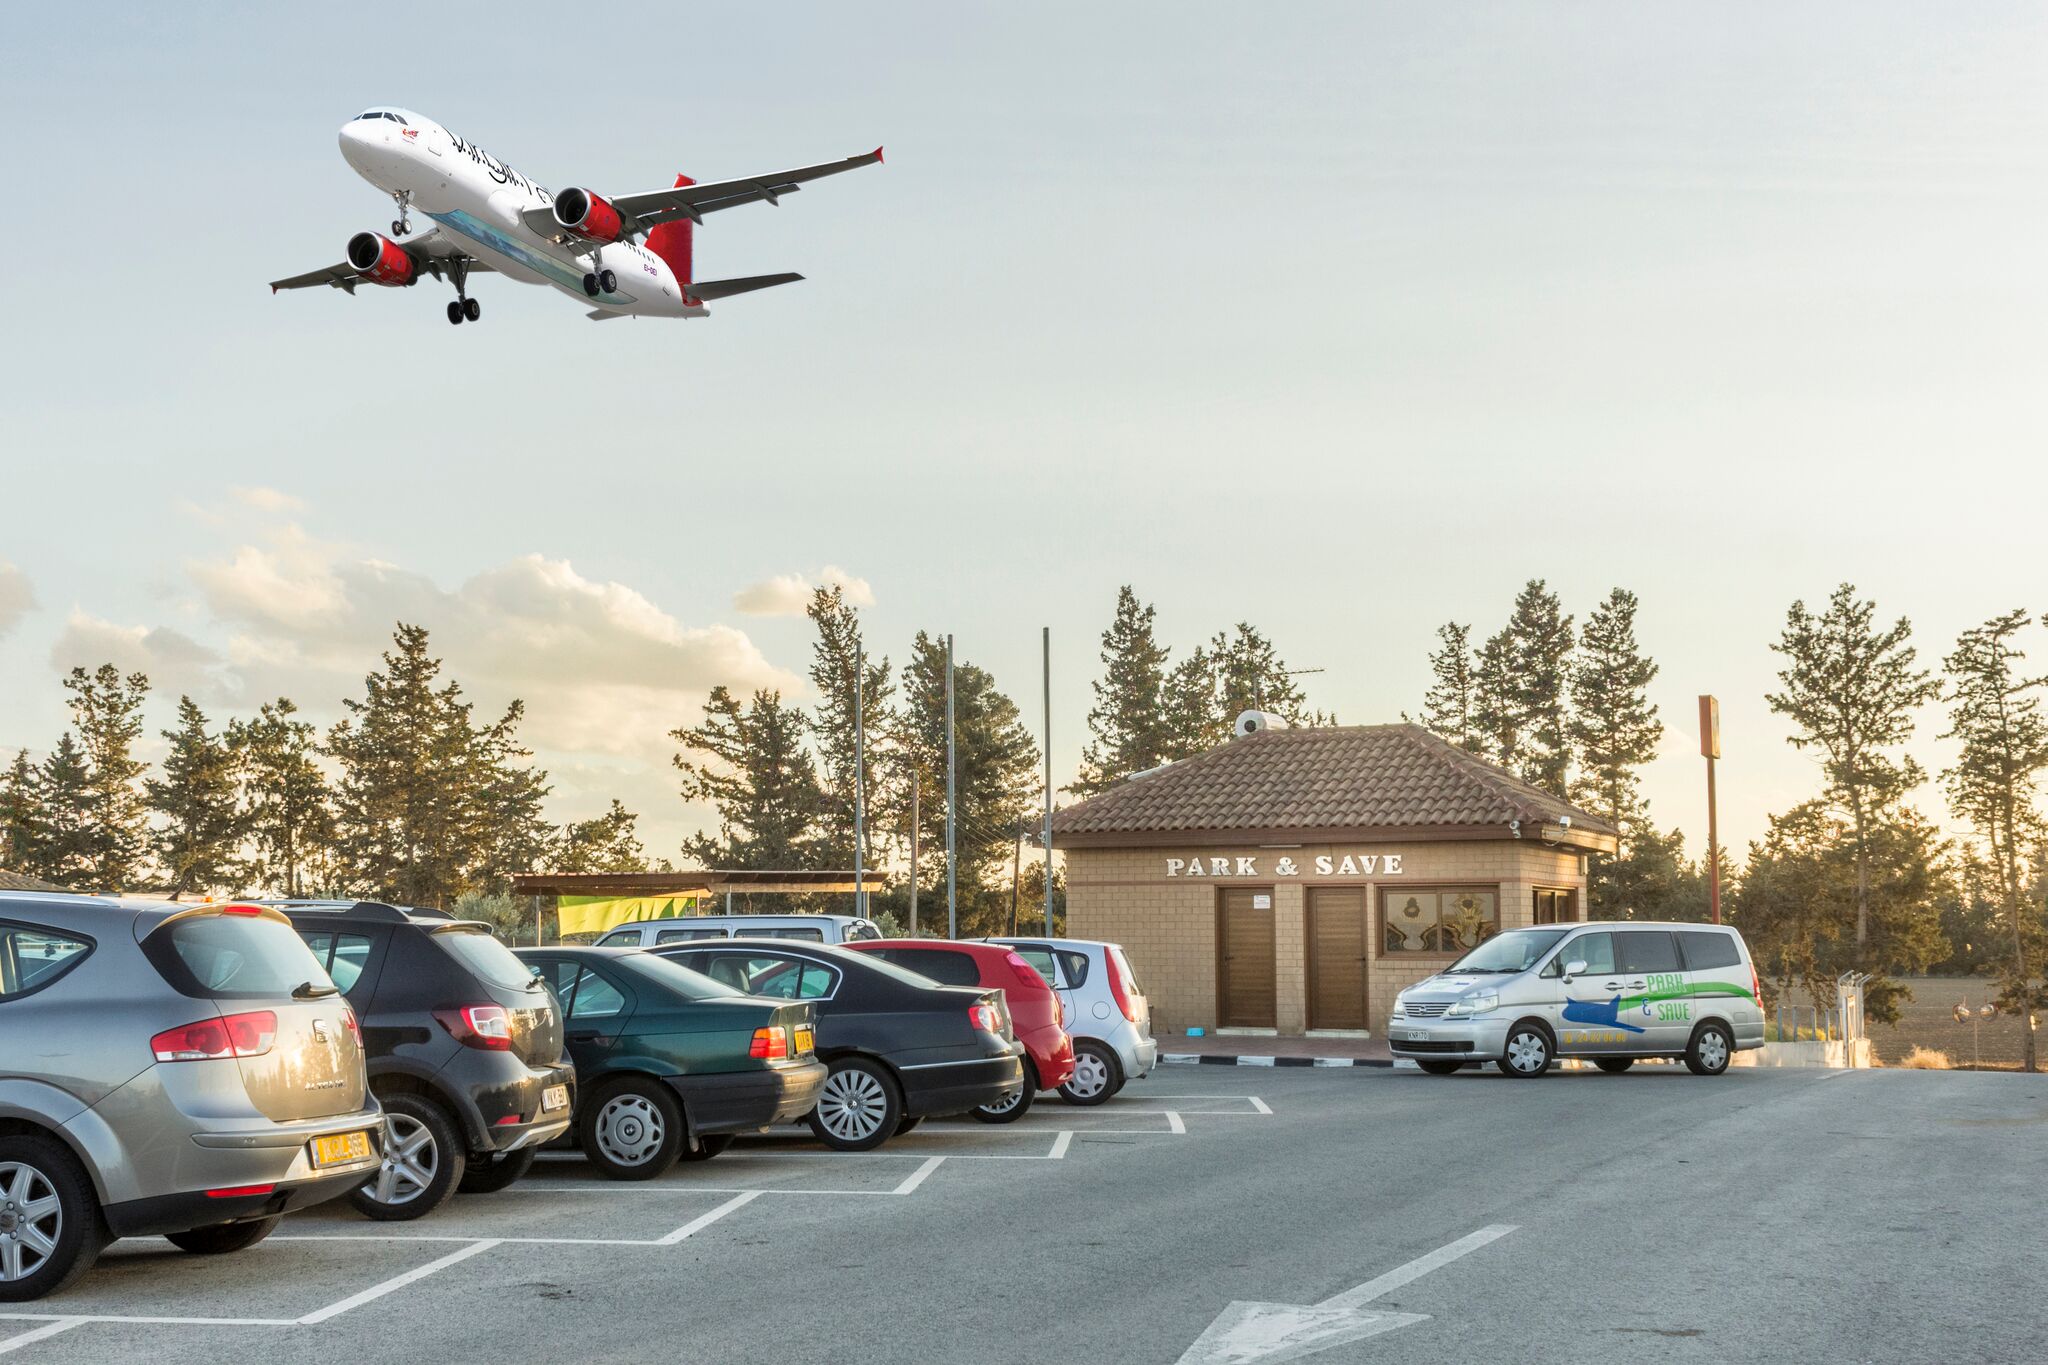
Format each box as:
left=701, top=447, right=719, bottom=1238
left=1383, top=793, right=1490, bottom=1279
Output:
left=4, top=1065, right=2044, bottom=1364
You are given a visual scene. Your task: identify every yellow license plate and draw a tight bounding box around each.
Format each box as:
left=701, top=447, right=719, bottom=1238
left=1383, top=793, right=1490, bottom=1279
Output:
left=794, top=1026, right=815, bottom=1055
left=542, top=1084, right=569, bottom=1113
left=312, top=1129, right=373, bottom=1168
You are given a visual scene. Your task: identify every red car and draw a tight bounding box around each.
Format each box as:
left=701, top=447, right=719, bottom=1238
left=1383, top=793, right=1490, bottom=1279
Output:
left=844, top=939, right=1074, bottom=1121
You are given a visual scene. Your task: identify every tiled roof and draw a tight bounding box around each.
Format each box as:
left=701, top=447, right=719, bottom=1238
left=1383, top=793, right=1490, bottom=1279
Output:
left=1050, top=724, right=1615, bottom=846
left=0, top=869, right=71, bottom=893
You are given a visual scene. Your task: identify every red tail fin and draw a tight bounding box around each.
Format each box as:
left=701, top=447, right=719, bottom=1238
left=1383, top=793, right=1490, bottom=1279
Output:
left=646, top=173, right=695, bottom=302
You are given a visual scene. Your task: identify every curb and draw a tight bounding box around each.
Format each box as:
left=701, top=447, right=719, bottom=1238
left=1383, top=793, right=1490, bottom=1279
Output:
left=1162, top=1052, right=1393, bottom=1069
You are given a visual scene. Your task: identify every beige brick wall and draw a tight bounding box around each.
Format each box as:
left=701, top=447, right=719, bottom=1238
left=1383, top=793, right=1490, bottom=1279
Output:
left=1067, top=839, right=1589, bottom=1036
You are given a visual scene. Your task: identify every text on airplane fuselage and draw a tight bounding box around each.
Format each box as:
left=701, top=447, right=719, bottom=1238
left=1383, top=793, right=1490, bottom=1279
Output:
left=446, top=132, right=551, bottom=203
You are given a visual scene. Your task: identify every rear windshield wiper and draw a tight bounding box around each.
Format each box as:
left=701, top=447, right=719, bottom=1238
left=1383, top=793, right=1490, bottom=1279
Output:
left=293, top=979, right=340, bottom=999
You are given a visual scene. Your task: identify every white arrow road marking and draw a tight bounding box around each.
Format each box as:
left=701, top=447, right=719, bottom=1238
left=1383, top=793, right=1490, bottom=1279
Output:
left=1174, top=1224, right=1517, bottom=1364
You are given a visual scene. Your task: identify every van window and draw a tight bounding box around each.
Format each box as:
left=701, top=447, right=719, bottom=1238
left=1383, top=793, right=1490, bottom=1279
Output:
left=1617, top=931, right=1681, bottom=974
left=754, top=926, right=825, bottom=942
left=148, top=912, right=332, bottom=1000
left=0, top=924, right=92, bottom=1000
left=597, top=930, right=642, bottom=948
left=656, top=928, right=726, bottom=944
left=845, top=921, right=883, bottom=942
left=1553, top=932, right=1615, bottom=976
left=1677, top=931, right=1741, bottom=972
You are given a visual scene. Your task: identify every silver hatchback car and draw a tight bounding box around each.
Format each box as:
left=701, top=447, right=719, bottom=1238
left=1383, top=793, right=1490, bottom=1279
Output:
left=0, top=894, right=382, bottom=1300
left=1387, top=920, right=1765, bottom=1078
left=987, top=937, right=1158, bottom=1104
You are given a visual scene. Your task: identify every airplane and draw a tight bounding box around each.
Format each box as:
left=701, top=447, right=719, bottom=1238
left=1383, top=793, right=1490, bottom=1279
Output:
left=271, top=107, right=882, bottom=324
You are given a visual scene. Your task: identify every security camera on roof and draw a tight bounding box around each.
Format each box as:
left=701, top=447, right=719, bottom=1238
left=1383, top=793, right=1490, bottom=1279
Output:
left=1234, top=710, right=1287, bottom=738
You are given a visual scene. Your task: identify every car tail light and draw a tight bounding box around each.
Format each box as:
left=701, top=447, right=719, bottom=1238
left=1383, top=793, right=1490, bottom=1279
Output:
left=342, top=1007, right=362, bottom=1047
left=218, top=903, right=265, bottom=916
left=205, top=1183, right=276, bottom=1199
left=749, top=1026, right=789, bottom=1060
left=433, top=1004, right=514, bottom=1051
left=969, top=1003, right=1001, bottom=1034
left=151, top=1010, right=278, bottom=1062
left=1004, top=951, right=1049, bottom=994
left=1108, top=951, right=1139, bottom=1023
left=1750, top=964, right=1763, bottom=1008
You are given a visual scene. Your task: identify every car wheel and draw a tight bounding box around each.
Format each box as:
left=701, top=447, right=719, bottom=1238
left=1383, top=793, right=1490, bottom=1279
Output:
left=1686, top=1023, right=1734, bottom=1076
left=581, top=1081, right=686, bottom=1180
left=1416, top=1059, right=1464, bottom=1076
left=165, top=1216, right=281, bottom=1254
left=1594, top=1057, right=1635, bottom=1075
left=1500, top=1023, right=1554, bottom=1078
left=972, top=1062, right=1037, bottom=1124
left=0, top=1136, right=105, bottom=1302
left=1057, top=1042, right=1123, bottom=1106
left=808, top=1058, right=903, bottom=1152
left=679, top=1134, right=732, bottom=1163
left=456, top=1148, right=536, bottom=1194
left=349, top=1094, right=465, bottom=1221
left=893, top=1116, right=923, bottom=1137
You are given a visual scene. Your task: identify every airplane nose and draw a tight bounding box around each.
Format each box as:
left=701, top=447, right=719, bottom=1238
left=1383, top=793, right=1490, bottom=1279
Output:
left=338, top=120, right=372, bottom=167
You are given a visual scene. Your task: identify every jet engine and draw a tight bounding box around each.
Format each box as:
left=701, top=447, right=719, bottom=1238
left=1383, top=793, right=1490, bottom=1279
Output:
left=552, top=187, right=625, bottom=243
left=346, top=232, right=417, bottom=287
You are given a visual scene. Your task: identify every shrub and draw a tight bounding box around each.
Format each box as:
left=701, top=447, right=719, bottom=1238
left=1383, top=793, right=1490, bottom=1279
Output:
left=1898, top=1045, right=1952, bottom=1070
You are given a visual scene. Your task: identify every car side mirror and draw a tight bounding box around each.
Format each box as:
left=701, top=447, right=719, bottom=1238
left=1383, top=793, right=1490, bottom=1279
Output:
left=1563, top=960, right=1588, bottom=981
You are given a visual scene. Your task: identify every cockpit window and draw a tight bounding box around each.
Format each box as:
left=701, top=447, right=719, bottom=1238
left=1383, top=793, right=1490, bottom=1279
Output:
left=354, top=112, right=379, bottom=121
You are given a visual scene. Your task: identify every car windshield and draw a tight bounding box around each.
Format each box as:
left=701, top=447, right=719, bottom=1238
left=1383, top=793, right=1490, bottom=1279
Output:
left=1444, top=928, right=1568, bottom=975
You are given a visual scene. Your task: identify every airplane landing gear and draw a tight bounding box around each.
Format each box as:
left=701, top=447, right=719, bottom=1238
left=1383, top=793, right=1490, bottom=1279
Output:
left=389, top=189, right=414, bottom=237
left=447, top=300, right=465, bottom=326
left=463, top=297, right=480, bottom=322
left=582, top=268, right=618, bottom=298
left=445, top=259, right=478, bottom=325
left=582, top=272, right=600, bottom=298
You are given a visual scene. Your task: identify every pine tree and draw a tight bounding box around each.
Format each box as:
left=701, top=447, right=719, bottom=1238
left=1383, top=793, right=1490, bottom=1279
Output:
left=673, top=686, right=825, bottom=870
left=807, top=585, right=895, bottom=874
left=1160, top=647, right=1225, bottom=760
left=1767, top=583, right=1941, bottom=947
left=896, top=633, right=1041, bottom=925
left=466, top=699, right=554, bottom=893
left=1570, top=588, right=1663, bottom=832
left=1471, top=628, right=1519, bottom=770
left=230, top=698, right=335, bottom=898
left=33, top=735, right=94, bottom=886
left=1074, top=587, right=1172, bottom=794
left=62, top=664, right=151, bottom=890
left=1499, top=581, right=1575, bottom=797
left=2, top=749, right=40, bottom=875
left=146, top=696, right=245, bottom=899
left=1940, top=609, right=2048, bottom=1072
left=557, top=800, right=651, bottom=874
left=1212, top=624, right=1311, bottom=724
left=1416, top=622, right=1482, bottom=753
left=328, top=624, right=493, bottom=906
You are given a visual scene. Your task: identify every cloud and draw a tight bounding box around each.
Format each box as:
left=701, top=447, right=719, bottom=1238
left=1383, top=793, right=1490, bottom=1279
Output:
left=230, top=487, right=306, bottom=515
left=0, top=564, right=34, bottom=639
left=50, top=611, right=226, bottom=698
left=732, top=565, right=875, bottom=617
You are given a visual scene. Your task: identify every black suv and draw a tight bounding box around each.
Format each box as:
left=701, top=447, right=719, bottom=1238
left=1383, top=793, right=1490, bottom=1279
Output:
left=277, top=902, right=574, bottom=1219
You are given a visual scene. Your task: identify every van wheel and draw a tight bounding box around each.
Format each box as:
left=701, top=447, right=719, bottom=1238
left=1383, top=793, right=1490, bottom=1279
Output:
left=1501, top=1023, right=1554, bottom=1078
left=349, top=1094, right=465, bottom=1220
left=680, top=1134, right=732, bottom=1163
left=1416, top=1059, right=1464, bottom=1076
left=166, top=1216, right=280, bottom=1254
left=1594, top=1058, right=1635, bottom=1074
left=808, top=1058, right=903, bottom=1151
left=1687, top=1023, right=1734, bottom=1076
left=582, top=1081, right=686, bottom=1180
left=457, top=1148, right=536, bottom=1194
left=1058, top=1042, right=1124, bottom=1105
left=0, top=1136, right=105, bottom=1302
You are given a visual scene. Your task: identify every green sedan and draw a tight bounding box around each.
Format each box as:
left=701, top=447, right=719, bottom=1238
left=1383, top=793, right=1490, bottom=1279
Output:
left=516, top=945, right=827, bottom=1180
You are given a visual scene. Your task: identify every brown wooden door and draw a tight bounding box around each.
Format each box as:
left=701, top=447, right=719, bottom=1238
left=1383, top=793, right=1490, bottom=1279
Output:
left=1217, top=888, right=1276, bottom=1028
left=1307, top=888, right=1368, bottom=1030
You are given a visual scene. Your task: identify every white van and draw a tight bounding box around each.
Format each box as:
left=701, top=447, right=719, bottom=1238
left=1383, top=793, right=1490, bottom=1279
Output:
left=1389, top=920, right=1765, bottom=1077
left=591, top=914, right=884, bottom=948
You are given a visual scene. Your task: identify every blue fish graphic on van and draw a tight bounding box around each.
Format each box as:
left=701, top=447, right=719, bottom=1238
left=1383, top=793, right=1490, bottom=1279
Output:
left=1560, top=996, right=1646, bottom=1034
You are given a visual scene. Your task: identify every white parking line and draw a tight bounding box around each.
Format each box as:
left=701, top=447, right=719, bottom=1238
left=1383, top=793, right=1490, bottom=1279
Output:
left=891, top=1156, right=947, bottom=1195
left=657, top=1190, right=763, bottom=1244
left=1048, top=1130, right=1073, bottom=1160
left=0, top=1320, right=86, bottom=1355
left=296, top=1238, right=501, bottom=1325
left=1165, top=1110, right=1186, bottom=1134
left=1249, top=1097, right=1272, bottom=1114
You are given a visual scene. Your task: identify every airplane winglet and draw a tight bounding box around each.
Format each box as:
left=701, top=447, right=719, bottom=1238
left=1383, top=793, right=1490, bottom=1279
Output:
left=873, top=146, right=885, bottom=164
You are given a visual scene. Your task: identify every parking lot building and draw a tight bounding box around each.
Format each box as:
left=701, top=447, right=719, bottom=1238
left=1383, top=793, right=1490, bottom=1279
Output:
left=1052, top=723, right=1618, bottom=1037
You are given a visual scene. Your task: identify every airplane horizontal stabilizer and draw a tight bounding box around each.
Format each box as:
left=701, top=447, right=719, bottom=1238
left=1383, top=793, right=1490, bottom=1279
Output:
left=586, top=309, right=629, bottom=321
left=688, top=272, right=804, bottom=301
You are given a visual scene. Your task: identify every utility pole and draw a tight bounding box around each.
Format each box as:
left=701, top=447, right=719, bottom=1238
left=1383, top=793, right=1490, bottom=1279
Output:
left=1009, top=817, right=1023, bottom=936
left=1700, top=695, right=1722, bottom=924
left=907, top=771, right=920, bottom=936
left=945, top=633, right=957, bottom=940
left=1043, top=625, right=1054, bottom=936
left=853, top=644, right=866, bottom=920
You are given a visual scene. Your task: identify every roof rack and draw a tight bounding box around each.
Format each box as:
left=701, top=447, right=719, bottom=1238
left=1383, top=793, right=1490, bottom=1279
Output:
left=262, top=899, right=421, bottom=922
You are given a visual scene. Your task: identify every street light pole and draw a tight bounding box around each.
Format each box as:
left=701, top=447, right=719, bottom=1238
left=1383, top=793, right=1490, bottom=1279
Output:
left=1700, top=695, right=1722, bottom=925
left=946, top=633, right=957, bottom=940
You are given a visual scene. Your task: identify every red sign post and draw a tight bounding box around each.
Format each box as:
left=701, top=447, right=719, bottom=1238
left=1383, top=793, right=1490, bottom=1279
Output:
left=1699, top=695, right=1722, bottom=924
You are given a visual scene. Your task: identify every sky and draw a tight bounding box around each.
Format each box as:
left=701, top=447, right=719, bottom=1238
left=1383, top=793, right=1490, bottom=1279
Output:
left=4, top=2, right=2047, bottom=866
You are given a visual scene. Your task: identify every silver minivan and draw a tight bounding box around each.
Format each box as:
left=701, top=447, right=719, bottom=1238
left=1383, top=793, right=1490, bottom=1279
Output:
left=0, top=894, right=381, bottom=1299
left=1388, top=920, right=1764, bottom=1078
left=593, top=914, right=883, bottom=948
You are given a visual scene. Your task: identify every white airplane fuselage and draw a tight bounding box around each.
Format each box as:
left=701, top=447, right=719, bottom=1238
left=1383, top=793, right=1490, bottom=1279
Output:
left=338, top=109, right=705, bottom=317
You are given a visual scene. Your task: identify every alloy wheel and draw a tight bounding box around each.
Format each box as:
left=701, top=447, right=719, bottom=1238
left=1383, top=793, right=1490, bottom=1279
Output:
left=0, top=1162, right=62, bottom=1284
left=980, top=1086, right=1026, bottom=1116
left=1065, top=1052, right=1109, bottom=1100
left=817, top=1068, right=889, bottom=1143
left=370, top=1113, right=439, bottom=1205
left=595, top=1094, right=666, bottom=1168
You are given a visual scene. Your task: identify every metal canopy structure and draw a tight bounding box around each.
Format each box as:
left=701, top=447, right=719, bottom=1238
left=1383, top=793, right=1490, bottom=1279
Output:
left=511, top=869, right=887, bottom=898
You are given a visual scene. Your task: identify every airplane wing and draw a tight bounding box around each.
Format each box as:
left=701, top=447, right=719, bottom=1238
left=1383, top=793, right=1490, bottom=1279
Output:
left=686, top=272, right=804, bottom=300
left=268, top=229, right=494, bottom=294
left=518, top=147, right=883, bottom=240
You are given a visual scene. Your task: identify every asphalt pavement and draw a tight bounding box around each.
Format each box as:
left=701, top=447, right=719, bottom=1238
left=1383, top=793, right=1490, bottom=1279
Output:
left=4, top=1065, right=2043, bottom=1364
